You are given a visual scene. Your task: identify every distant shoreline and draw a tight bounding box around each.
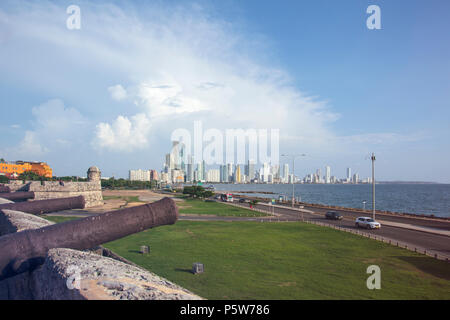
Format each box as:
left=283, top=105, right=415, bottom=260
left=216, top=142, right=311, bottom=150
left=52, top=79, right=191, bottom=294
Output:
left=377, top=181, right=443, bottom=185
left=205, top=181, right=446, bottom=186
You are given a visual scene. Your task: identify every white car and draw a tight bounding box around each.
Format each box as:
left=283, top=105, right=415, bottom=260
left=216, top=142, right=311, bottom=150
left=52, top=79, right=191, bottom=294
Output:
left=355, top=217, right=381, bottom=229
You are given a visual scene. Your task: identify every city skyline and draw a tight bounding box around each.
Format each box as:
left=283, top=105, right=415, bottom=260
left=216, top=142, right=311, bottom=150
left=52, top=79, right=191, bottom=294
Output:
left=127, top=141, right=373, bottom=185
left=1, top=1, right=449, bottom=183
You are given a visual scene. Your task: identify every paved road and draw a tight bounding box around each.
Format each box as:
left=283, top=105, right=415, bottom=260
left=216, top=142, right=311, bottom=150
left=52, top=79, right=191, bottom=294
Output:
left=232, top=200, right=450, bottom=260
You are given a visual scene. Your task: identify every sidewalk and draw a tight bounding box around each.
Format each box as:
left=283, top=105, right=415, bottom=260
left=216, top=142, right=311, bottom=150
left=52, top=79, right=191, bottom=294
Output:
left=378, top=219, right=450, bottom=237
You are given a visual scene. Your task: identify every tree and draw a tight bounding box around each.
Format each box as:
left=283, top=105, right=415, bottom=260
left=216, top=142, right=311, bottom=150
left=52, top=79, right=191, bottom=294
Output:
left=183, top=186, right=214, bottom=199
left=0, top=175, right=8, bottom=183
left=18, top=170, right=48, bottom=181
left=101, top=178, right=155, bottom=190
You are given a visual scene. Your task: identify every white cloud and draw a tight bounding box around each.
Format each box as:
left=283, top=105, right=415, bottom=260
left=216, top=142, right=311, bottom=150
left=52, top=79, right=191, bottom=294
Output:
left=4, top=99, right=89, bottom=158
left=136, top=82, right=209, bottom=118
left=93, top=113, right=151, bottom=152
left=16, top=131, right=48, bottom=157
left=0, top=2, right=340, bottom=154
left=108, top=84, right=127, bottom=101
left=31, top=99, right=87, bottom=134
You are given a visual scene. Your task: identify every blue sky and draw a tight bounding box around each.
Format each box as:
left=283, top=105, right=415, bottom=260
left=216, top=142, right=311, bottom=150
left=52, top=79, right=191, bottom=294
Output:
left=0, top=0, right=449, bottom=182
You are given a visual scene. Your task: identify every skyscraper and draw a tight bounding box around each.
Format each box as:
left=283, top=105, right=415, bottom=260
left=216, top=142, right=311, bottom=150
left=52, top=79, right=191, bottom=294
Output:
left=325, top=166, right=331, bottom=184
left=220, top=165, right=228, bottom=182
left=207, top=169, right=220, bottom=182
left=316, top=168, right=322, bottom=183
left=171, top=141, right=181, bottom=170
left=227, top=163, right=233, bottom=182
left=262, top=163, right=270, bottom=182
left=197, top=161, right=204, bottom=181
left=347, top=168, right=352, bottom=182
left=236, top=165, right=242, bottom=183
left=283, top=163, right=289, bottom=183
left=202, top=160, right=206, bottom=182
left=248, top=159, right=255, bottom=181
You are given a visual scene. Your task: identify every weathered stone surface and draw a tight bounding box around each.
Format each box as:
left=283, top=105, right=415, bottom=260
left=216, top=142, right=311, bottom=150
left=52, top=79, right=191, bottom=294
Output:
left=31, top=248, right=202, bottom=300
left=0, top=209, right=54, bottom=236
left=87, top=166, right=101, bottom=182
left=0, top=198, right=13, bottom=205
left=4, top=180, right=28, bottom=192
left=3, top=181, right=103, bottom=207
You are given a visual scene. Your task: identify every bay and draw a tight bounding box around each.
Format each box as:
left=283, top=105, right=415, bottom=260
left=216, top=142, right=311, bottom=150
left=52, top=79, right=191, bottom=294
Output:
left=210, top=183, right=450, bottom=218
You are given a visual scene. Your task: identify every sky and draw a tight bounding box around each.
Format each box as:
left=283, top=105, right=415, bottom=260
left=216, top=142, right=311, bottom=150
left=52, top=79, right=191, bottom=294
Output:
left=0, top=0, right=449, bottom=182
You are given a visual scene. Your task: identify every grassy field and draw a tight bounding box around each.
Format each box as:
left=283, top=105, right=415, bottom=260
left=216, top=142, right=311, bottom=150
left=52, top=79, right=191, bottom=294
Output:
left=44, top=215, right=80, bottom=223
left=103, top=195, right=144, bottom=203
left=103, top=220, right=450, bottom=300
left=177, top=198, right=267, bottom=217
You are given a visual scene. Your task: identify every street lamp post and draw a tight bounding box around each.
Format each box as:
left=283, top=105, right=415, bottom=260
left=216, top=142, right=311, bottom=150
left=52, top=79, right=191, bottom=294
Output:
left=371, top=153, right=376, bottom=220
left=281, top=154, right=306, bottom=208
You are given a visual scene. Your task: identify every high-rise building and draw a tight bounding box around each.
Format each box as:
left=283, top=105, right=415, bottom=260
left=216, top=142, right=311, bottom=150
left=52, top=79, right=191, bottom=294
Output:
left=262, top=163, right=270, bottom=182
left=150, top=170, right=159, bottom=181
left=235, top=165, right=242, bottom=183
left=197, top=162, right=204, bottom=181
left=129, top=169, right=151, bottom=181
left=186, top=155, right=194, bottom=182
left=186, top=163, right=193, bottom=182
left=165, top=153, right=173, bottom=171
left=288, top=174, right=294, bottom=184
left=283, top=164, right=289, bottom=183
left=193, top=170, right=199, bottom=182
left=347, top=168, right=352, bottom=182
left=248, top=159, right=255, bottom=181
left=160, top=172, right=169, bottom=183
left=325, top=166, right=331, bottom=184
left=207, top=169, right=221, bottom=182
left=220, top=165, right=228, bottom=183
left=171, top=141, right=181, bottom=170
left=227, top=163, right=233, bottom=182
left=271, top=164, right=280, bottom=180
left=316, top=168, right=322, bottom=183
left=202, top=160, right=206, bottom=182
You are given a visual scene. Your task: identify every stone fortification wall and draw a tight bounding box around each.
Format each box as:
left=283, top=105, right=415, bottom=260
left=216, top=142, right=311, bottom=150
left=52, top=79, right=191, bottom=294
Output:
left=3, top=181, right=103, bottom=208
left=0, top=209, right=201, bottom=300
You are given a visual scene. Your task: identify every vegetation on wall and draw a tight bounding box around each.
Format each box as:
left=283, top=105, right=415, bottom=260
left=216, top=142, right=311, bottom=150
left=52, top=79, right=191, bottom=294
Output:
left=101, top=178, right=158, bottom=190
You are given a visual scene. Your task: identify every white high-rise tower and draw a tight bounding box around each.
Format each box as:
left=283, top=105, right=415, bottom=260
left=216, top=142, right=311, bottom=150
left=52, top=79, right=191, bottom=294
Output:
left=325, top=166, right=331, bottom=184
left=283, top=163, right=289, bottom=183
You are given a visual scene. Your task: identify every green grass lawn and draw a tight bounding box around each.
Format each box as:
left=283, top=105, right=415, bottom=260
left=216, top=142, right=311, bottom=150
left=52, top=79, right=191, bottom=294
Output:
left=103, top=195, right=144, bottom=203
left=44, top=215, right=81, bottom=223
left=177, top=198, right=267, bottom=217
left=103, top=220, right=450, bottom=300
